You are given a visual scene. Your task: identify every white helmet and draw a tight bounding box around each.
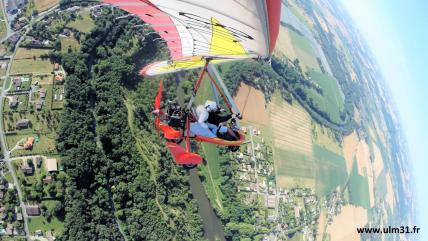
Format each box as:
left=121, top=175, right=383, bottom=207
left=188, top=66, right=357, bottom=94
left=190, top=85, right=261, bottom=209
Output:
left=204, top=100, right=217, bottom=112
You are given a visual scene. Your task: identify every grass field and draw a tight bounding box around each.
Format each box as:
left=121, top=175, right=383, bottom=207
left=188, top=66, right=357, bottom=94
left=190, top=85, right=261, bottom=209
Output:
left=28, top=215, right=64, bottom=235
left=287, top=27, right=320, bottom=71
left=34, top=0, right=59, bottom=12
left=311, top=122, right=342, bottom=155
left=60, top=36, right=80, bottom=53
left=11, top=48, right=53, bottom=75
left=66, top=9, right=95, bottom=33
left=275, top=148, right=315, bottom=188
left=313, top=144, right=348, bottom=196
left=347, top=158, right=370, bottom=208
left=14, top=48, right=50, bottom=59
left=199, top=143, right=224, bottom=209
left=304, top=70, right=344, bottom=124
left=0, top=0, right=7, bottom=39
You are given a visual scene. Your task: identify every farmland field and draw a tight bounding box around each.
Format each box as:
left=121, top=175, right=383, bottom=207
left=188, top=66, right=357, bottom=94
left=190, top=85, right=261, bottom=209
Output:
left=348, top=159, right=370, bottom=208
left=275, top=26, right=297, bottom=60
left=234, top=83, right=269, bottom=125
left=313, top=144, right=348, bottom=196
left=269, top=93, right=315, bottom=188
left=326, top=205, right=368, bottom=241
left=269, top=93, right=312, bottom=155
left=275, top=148, right=315, bottom=188
left=11, top=48, right=53, bottom=75
left=286, top=27, right=320, bottom=71
left=34, top=0, right=59, bottom=12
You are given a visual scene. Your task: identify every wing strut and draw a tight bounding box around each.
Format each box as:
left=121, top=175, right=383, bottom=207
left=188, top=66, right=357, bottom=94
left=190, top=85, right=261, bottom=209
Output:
left=206, top=63, right=241, bottom=116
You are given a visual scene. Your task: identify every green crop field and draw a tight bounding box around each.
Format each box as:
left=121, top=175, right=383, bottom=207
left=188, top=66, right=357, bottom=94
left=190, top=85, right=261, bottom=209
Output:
left=313, top=144, right=348, bottom=196
left=348, top=158, right=370, bottom=208
left=67, top=10, right=96, bottom=33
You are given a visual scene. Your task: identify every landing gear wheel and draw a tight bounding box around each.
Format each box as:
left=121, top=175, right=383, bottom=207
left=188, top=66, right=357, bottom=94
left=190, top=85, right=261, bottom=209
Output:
left=184, top=164, right=197, bottom=169
left=167, top=138, right=183, bottom=144
left=228, top=146, right=240, bottom=152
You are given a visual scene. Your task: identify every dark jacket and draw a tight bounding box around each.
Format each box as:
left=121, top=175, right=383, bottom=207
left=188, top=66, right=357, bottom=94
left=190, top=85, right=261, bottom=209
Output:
left=208, top=110, right=232, bottom=126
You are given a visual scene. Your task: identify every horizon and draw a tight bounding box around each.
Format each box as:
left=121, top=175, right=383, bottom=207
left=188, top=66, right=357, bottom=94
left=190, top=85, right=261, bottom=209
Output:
left=341, top=0, right=428, bottom=238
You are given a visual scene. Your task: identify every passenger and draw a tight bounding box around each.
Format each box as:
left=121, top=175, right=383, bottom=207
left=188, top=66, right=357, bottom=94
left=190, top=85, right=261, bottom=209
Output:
left=190, top=100, right=238, bottom=140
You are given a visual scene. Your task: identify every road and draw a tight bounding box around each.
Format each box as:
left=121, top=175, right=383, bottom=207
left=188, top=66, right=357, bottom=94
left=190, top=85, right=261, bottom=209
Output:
left=0, top=3, right=62, bottom=239
left=0, top=29, right=30, bottom=239
left=248, top=126, right=259, bottom=194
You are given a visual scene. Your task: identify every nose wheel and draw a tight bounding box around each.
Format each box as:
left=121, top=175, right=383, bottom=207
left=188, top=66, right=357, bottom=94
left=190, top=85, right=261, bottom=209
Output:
left=228, top=146, right=240, bottom=152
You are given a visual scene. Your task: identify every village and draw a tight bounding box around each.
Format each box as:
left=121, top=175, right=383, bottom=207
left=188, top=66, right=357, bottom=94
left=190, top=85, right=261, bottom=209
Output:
left=0, top=0, right=101, bottom=239
left=233, top=125, right=322, bottom=240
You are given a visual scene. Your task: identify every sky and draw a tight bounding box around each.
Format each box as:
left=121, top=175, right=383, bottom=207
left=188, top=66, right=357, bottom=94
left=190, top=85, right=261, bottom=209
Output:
left=341, top=0, right=428, bottom=238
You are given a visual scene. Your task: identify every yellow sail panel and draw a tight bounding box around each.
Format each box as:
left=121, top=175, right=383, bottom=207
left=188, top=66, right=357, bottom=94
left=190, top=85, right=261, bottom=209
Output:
left=209, top=18, right=246, bottom=56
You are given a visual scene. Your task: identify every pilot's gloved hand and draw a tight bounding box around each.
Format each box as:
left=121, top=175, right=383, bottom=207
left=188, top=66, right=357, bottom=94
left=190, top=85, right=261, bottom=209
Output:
left=232, top=113, right=243, bottom=120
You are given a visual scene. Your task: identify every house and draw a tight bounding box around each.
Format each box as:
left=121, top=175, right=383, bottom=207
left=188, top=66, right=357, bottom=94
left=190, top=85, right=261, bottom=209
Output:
left=0, top=211, right=6, bottom=220
left=36, top=156, right=42, bottom=167
left=0, top=191, right=4, bottom=199
left=15, top=119, right=30, bottom=129
left=43, top=176, right=53, bottom=184
left=23, top=137, right=35, bottom=150
left=39, top=88, right=47, bottom=98
left=36, top=100, right=43, bottom=111
left=46, top=158, right=58, bottom=172
left=7, top=33, right=21, bottom=47
left=9, top=96, right=18, bottom=108
left=246, top=145, right=252, bottom=155
left=16, top=213, right=23, bottom=221
left=54, top=63, right=60, bottom=70
left=5, top=223, right=13, bottom=235
left=55, top=73, right=64, bottom=82
left=61, top=28, right=72, bottom=37
left=67, top=6, right=81, bottom=12
left=0, top=184, right=5, bottom=190
left=12, top=77, right=21, bottom=87
left=35, top=229, right=43, bottom=236
left=25, top=205, right=40, bottom=216
left=21, top=164, right=33, bottom=175
left=294, top=206, right=300, bottom=219
left=0, top=47, right=6, bottom=58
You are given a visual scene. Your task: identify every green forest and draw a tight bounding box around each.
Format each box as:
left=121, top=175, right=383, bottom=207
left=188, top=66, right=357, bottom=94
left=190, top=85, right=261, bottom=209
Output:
left=55, top=10, right=203, bottom=240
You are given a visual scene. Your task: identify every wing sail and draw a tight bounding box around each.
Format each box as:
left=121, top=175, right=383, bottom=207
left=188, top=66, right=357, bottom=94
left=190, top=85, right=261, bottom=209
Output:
left=103, top=0, right=281, bottom=75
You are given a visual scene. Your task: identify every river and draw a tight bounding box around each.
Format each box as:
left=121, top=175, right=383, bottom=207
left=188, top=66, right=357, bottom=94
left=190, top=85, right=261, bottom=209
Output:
left=188, top=168, right=226, bottom=241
